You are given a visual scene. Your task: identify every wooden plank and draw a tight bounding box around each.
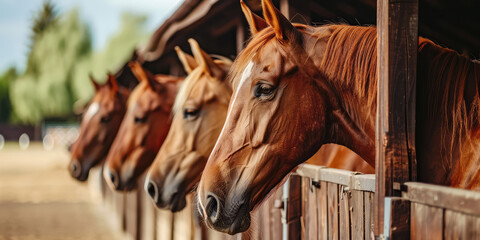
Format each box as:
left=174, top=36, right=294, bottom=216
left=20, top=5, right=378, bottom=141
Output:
left=364, top=192, right=374, bottom=240
left=444, top=210, right=480, bottom=240
left=125, top=190, right=139, bottom=240
left=351, top=190, right=365, bottom=240
left=272, top=185, right=283, bottom=240
left=287, top=175, right=302, bottom=240
left=403, top=182, right=480, bottom=216
left=136, top=174, right=156, bottom=240
left=173, top=195, right=194, bottom=240
left=139, top=190, right=156, bottom=240
left=327, top=183, right=339, bottom=240
left=156, top=209, right=174, bottom=240
left=295, top=165, right=375, bottom=192
left=319, top=181, right=328, bottom=240
left=87, top=165, right=104, bottom=201
left=384, top=197, right=410, bottom=239
left=339, top=186, right=351, bottom=240
left=376, top=0, right=418, bottom=235
left=302, top=178, right=318, bottom=240
left=114, top=191, right=126, bottom=231
left=410, top=203, right=443, bottom=240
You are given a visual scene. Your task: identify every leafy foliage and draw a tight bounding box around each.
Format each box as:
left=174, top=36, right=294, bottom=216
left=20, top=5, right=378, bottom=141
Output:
left=0, top=67, right=17, bottom=122
left=71, top=13, right=149, bottom=107
left=26, top=0, right=58, bottom=75
left=8, top=6, right=149, bottom=124
left=10, top=10, right=91, bottom=124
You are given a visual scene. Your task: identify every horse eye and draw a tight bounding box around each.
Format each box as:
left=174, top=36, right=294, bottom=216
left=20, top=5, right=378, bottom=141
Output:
left=183, top=108, right=199, bottom=121
left=254, top=83, right=275, bottom=99
left=100, top=115, right=111, bottom=123
left=134, top=115, right=148, bottom=123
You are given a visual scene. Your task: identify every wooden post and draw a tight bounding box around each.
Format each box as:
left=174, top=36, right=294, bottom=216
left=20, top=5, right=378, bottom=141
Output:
left=236, top=19, right=246, bottom=54
left=286, top=175, right=302, bottom=240
left=375, top=0, right=418, bottom=238
left=279, top=0, right=311, bottom=24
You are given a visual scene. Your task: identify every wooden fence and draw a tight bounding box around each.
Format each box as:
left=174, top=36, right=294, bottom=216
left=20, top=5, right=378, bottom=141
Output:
left=87, top=163, right=378, bottom=240
left=88, top=161, right=480, bottom=240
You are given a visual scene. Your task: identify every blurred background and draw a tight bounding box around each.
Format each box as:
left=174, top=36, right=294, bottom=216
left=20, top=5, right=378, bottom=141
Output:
left=0, top=1, right=180, bottom=239
left=0, top=0, right=181, bottom=146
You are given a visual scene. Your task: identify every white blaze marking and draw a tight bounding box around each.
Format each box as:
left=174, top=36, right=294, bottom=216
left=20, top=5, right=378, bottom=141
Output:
left=198, top=61, right=255, bottom=214
left=217, top=60, right=254, bottom=141
left=84, top=102, right=100, bottom=122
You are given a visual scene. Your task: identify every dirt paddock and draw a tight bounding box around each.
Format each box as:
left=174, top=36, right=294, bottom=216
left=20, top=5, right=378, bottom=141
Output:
left=0, top=143, right=125, bottom=240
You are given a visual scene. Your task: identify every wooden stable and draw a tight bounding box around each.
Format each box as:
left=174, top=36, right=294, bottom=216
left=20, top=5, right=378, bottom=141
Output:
left=89, top=0, right=480, bottom=239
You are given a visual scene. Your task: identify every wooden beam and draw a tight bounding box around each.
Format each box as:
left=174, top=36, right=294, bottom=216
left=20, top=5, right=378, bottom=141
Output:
left=236, top=19, right=247, bottom=54
left=375, top=0, right=418, bottom=237
left=403, top=182, right=480, bottom=216
left=279, top=0, right=311, bottom=24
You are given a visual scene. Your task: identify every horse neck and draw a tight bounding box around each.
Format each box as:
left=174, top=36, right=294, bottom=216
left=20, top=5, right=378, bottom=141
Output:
left=305, top=25, right=378, bottom=166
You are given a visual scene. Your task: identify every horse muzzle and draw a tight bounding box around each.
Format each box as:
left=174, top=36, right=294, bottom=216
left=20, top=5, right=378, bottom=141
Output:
left=145, top=177, right=187, bottom=212
left=69, top=159, right=89, bottom=181
left=199, top=191, right=251, bottom=235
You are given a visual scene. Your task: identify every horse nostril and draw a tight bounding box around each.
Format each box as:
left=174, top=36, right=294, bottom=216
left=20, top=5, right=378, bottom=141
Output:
left=106, top=169, right=119, bottom=189
left=69, top=160, right=81, bottom=177
left=146, top=180, right=158, bottom=202
left=206, top=193, right=220, bottom=224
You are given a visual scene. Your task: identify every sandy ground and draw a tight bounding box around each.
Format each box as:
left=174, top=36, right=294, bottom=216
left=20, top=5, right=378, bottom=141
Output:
left=0, top=143, right=125, bottom=240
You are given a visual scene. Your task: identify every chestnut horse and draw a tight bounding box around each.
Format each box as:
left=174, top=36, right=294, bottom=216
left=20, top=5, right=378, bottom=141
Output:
left=145, top=39, right=233, bottom=211
left=197, top=0, right=480, bottom=234
left=104, top=62, right=183, bottom=191
left=69, top=74, right=129, bottom=181
left=146, top=44, right=372, bottom=213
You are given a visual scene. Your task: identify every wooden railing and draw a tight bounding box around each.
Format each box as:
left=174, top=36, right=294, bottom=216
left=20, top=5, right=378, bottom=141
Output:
left=89, top=163, right=480, bottom=240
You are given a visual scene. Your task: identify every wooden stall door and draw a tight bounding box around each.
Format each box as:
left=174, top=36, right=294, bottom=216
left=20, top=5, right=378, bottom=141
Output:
left=376, top=0, right=418, bottom=238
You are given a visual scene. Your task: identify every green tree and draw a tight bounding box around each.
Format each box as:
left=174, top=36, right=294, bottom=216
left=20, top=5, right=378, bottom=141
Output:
left=71, top=13, right=149, bottom=106
left=26, top=0, right=58, bottom=75
left=10, top=6, right=149, bottom=124
left=0, top=67, right=17, bottom=122
left=10, top=9, right=91, bottom=124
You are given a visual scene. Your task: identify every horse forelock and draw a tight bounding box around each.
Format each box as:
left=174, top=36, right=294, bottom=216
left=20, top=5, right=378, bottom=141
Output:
left=172, top=67, right=204, bottom=115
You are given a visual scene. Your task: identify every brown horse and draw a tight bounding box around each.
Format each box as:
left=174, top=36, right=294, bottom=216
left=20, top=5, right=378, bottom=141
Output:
left=104, top=62, right=183, bottom=191
left=146, top=42, right=372, bottom=215
left=197, top=0, right=480, bottom=234
left=69, top=74, right=129, bottom=181
left=145, top=39, right=233, bottom=211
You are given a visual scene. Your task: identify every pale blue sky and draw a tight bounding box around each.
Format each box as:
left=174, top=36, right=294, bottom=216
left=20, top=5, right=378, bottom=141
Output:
left=0, top=0, right=183, bottom=73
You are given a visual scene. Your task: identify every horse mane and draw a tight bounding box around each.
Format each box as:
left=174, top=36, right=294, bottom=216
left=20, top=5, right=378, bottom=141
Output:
left=317, top=25, right=480, bottom=168
left=172, top=57, right=232, bottom=114
left=419, top=38, right=480, bottom=167
left=318, top=25, right=378, bottom=108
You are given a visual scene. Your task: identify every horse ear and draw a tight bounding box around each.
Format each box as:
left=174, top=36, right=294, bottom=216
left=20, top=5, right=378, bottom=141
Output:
left=188, top=38, right=225, bottom=79
left=107, top=73, right=118, bottom=94
left=89, top=74, right=101, bottom=92
left=261, top=0, right=300, bottom=44
left=128, top=61, right=163, bottom=92
left=241, top=0, right=268, bottom=35
left=129, top=61, right=148, bottom=83
left=175, top=46, right=198, bottom=74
